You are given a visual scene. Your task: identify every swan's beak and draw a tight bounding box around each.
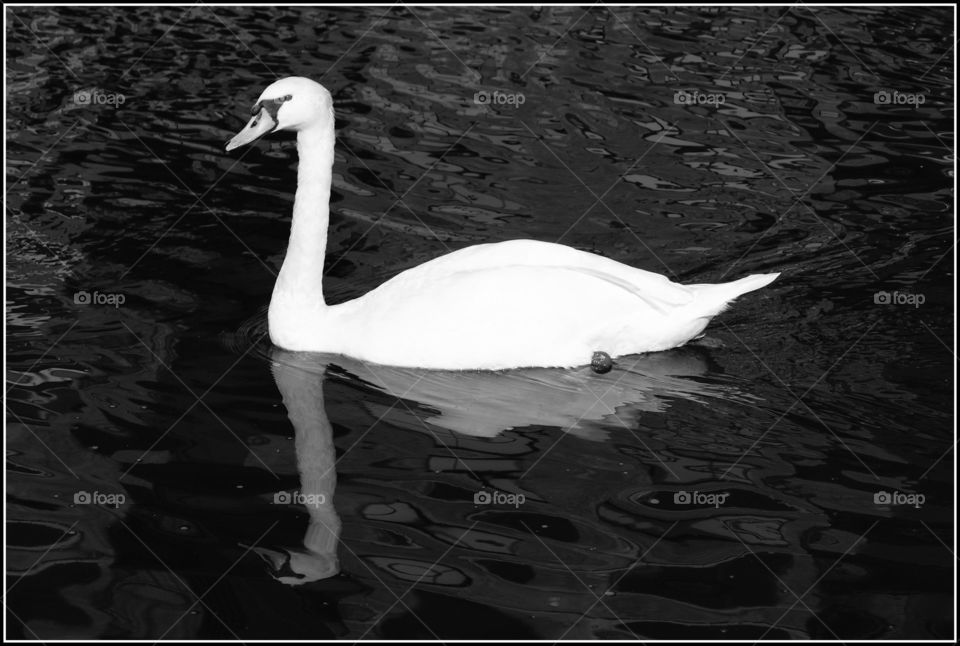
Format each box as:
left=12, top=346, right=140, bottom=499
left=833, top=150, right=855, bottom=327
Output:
left=226, top=107, right=277, bottom=151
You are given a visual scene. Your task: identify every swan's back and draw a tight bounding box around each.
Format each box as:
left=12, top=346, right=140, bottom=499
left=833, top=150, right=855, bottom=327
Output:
left=371, top=239, right=695, bottom=307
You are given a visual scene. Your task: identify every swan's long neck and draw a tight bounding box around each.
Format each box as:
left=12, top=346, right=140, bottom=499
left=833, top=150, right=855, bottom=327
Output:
left=273, top=123, right=335, bottom=308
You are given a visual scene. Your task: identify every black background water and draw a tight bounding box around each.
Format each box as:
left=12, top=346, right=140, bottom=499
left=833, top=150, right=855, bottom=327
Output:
left=5, top=5, right=954, bottom=640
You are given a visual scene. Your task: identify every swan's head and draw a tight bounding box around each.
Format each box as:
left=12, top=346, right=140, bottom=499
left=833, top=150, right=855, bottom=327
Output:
left=226, top=77, right=333, bottom=151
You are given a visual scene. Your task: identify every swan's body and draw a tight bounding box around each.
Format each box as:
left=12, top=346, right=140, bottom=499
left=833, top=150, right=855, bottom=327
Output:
left=227, top=77, right=779, bottom=371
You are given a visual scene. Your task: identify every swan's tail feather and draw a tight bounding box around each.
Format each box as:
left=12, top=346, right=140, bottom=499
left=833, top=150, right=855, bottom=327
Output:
left=689, top=272, right=780, bottom=317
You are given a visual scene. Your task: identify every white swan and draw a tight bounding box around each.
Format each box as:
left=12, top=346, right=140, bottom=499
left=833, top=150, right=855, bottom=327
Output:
left=226, top=77, right=779, bottom=371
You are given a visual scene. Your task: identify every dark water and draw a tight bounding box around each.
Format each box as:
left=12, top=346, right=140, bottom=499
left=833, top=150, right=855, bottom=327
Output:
left=5, top=6, right=954, bottom=640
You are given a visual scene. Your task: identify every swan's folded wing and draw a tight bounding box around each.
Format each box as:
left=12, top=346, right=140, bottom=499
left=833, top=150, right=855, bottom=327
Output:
left=379, top=238, right=695, bottom=312
left=556, top=265, right=693, bottom=315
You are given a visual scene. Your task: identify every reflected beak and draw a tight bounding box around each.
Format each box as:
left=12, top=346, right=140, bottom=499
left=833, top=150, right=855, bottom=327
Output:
left=225, top=107, right=277, bottom=151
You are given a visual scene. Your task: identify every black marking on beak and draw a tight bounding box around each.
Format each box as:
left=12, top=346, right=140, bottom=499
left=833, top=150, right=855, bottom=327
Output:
left=226, top=93, right=294, bottom=151
left=251, top=93, right=293, bottom=130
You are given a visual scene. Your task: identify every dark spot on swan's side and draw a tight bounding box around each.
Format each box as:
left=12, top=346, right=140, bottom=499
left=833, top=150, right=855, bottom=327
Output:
left=591, top=351, right=613, bottom=373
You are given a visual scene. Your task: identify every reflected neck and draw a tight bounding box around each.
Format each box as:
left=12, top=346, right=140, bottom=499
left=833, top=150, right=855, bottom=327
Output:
left=273, top=124, right=334, bottom=307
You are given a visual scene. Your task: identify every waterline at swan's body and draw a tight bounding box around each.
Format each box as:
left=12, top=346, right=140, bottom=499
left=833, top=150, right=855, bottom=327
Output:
left=227, top=77, right=780, bottom=371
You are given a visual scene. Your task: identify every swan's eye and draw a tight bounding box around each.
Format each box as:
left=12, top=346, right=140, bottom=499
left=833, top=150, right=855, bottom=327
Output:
left=282, top=94, right=292, bottom=102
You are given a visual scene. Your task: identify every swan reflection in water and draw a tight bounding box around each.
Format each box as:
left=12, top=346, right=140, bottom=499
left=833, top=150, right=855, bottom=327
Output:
left=255, top=344, right=753, bottom=585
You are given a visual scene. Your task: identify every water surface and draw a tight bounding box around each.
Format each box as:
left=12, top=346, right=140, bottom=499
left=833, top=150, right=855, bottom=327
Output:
left=5, top=5, right=954, bottom=640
